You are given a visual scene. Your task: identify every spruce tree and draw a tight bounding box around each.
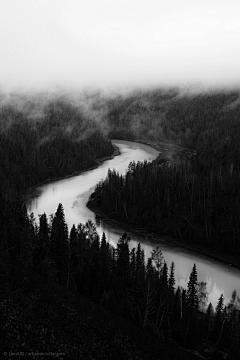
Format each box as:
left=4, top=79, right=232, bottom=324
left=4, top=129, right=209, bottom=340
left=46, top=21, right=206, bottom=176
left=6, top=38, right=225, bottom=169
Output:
left=100, top=232, right=107, bottom=250
left=130, top=248, right=136, bottom=281
left=160, top=261, right=168, bottom=294
left=215, top=293, right=224, bottom=320
left=205, top=302, right=214, bottom=341
left=168, top=261, right=175, bottom=295
left=214, top=293, right=224, bottom=338
left=186, top=263, right=199, bottom=309
left=184, top=264, right=199, bottom=346
left=50, top=203, right=69, bottom=283
left=34, top=213, right=49, bottom=268
left=146, top=257, right=154, bottom=282
left=136, top=243, right=145, bottom=285
left=98, top=232, right=111, bottom=294
left=116, top=233, right=130, bottom=283
left=69, top=224, right=78, bottom=284
left=69, top=224, right=77, bottom=247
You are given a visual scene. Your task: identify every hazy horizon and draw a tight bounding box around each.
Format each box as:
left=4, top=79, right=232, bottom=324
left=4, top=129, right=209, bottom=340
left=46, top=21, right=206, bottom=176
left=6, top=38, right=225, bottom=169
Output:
left=1, top=0, right=240, bottom=93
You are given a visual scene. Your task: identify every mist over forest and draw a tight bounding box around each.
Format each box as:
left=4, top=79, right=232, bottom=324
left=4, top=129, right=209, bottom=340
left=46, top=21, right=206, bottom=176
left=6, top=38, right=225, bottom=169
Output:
left=1, top=85, right=240, bottom=359
left=2, top=84, right=240, bottom=141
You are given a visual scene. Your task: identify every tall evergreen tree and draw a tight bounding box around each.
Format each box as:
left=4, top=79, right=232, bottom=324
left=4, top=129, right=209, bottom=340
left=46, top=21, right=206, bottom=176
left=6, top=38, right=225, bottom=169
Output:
left=116, top=233, right=130, bottom=283
left=130, top=248, right=136, bottom=281
left=33, top=213, right=49, bottom=268
left=215, top=293, right=224, bottom=320
left=205, top=302, right=214, bottom=341
left=160, top=261, right=168, bottom=294
left=186, top=264, right=199, bottom=309
left=214, top=293, right=225, bottom=341
left=50, top=203, right=69, bottom=284
left=184, top=264, right=199, bottom=346
left=168, top=261, right=175, bottom=295
left=146, top=257, right=154, bottom=282
left=135, top=243, right=145, bottom=285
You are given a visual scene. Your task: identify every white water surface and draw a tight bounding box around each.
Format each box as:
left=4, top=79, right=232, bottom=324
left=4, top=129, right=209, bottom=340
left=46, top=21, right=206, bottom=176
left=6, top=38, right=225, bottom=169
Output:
left=27, top=140, right=240, bottom=307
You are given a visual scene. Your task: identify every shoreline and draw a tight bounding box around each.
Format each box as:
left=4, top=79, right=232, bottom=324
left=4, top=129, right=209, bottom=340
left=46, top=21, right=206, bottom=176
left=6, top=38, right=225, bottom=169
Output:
left=87, top=138, right=240, bottom=269
left=23, top=144, right=120, bottom=204
left=25, top=135, right=240, bottom=270
left=87, top=199, right=240, bottom=270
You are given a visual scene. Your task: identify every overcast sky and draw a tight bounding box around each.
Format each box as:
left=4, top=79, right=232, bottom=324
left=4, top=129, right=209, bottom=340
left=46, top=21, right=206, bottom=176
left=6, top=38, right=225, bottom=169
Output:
left=1, top=0, right=240, bottom=91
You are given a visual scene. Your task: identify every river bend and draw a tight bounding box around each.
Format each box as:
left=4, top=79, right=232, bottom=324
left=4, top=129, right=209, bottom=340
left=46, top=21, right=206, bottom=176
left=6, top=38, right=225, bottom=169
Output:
left=27, top=140, right=240, bottom=307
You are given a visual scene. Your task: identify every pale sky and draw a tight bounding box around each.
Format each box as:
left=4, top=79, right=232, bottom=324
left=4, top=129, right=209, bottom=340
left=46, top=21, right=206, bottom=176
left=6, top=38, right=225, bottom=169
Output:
left=1, top=0, right=240, bottom=91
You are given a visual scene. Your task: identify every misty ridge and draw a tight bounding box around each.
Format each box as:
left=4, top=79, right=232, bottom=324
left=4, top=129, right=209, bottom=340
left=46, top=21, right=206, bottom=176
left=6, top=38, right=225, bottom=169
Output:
left=2, top=84, right=240, bottom=203
left=1, top=85, right=240, bottom=147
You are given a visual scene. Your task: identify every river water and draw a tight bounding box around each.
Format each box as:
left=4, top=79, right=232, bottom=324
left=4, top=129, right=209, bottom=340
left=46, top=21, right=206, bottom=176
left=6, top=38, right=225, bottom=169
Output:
left=27, top=140, right=240, bottom=307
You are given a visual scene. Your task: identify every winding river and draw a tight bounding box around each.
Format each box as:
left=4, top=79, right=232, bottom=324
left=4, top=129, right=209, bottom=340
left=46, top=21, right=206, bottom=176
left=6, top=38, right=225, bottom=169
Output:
left=27, top=140, right=240, bottom=307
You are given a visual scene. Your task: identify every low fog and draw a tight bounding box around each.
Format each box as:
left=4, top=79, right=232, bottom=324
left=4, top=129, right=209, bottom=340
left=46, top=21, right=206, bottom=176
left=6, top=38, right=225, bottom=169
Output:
left=0, top=0, right=240, bottom=93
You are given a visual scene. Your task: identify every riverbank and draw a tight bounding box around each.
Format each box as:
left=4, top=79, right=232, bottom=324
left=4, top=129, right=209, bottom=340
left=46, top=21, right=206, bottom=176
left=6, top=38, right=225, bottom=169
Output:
left=23, top=138, right=183, bottom=204
left=87, top=197, right=240, bottom=269
left=23, top=143, right=120, bottom=204
left=133, top=138, right=196, bottom=162
left=88, top=138, right=240, bottom=269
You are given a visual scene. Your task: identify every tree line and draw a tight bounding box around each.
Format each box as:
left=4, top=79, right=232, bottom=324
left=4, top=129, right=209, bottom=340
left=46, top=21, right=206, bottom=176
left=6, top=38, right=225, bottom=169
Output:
left=105, top=89, right=240, bottom=164
left=90, top=155, right=240, bottom=256
left=4, top=203, right=239, bottom=357
left=0, top=100, right=114, bottom=259
left=0, top=100, right=114, bottom=203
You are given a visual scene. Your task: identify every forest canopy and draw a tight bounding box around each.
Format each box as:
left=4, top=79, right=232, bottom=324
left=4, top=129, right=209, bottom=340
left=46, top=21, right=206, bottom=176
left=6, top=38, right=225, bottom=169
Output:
left=1, top=87, right=240, bottom=358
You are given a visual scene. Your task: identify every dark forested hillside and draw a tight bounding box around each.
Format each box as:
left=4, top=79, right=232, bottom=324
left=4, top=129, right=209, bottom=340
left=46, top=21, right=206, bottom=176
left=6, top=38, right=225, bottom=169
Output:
left=0, top=97, right=113, bottom=201
left=104, top=88, right=240, bottom=162
left=1, top=88, right=240, bottom=359
left=90, top=156, right=240, bottom=255
left=0, top=97, right=114, bottom=264
left=2, top=203, right=239, bottom=358
left=88, top=88, right=240, bottom=258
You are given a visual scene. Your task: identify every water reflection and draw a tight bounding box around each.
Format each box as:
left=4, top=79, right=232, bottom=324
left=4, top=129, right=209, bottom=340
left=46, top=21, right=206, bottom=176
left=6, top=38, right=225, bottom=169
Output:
left=98, top=220, right=240, bottom=307
left=27, top=140, right=240, bottom=308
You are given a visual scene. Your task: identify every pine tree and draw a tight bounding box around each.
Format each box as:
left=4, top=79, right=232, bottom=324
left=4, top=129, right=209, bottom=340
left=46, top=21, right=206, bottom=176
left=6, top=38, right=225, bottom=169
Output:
left=50, top=203, right=69, bottom=284
left=205, top=302, right=214, bottom=341
left=186, top=264, right=199, bottom=309
left=135, top=243, right=145, bottom=285
left=116, top=233, right=130, bottom=283
left=136, top=243, right=143, bottom=271
left=146, top=257, right=154, bottom=282
left=168, top=261, right=175, bottom=295
left=130, top=248, right=136, bottom=281
left=33, top=213, right=49, bottom=268
left=215, top=293, right=224, bottom=320
left=100, top=232, right=107, bottom=250
left=184, top=264, right=199, bottom=346
left=214, top=293, right=225, bottom=341
left=68, top=224, right=79, bottom=290
left=160, top=261, right=168, bottom=294
left=98, top=232, right=111, bottom=294
left=69, top=224, right=77, bottom=247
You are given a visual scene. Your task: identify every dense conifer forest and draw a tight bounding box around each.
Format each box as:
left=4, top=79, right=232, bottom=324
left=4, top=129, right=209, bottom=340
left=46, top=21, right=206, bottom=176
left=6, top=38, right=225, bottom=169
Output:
left=89, top=89, right=240, bottom=258
left=1, top=88, right=240, bottom=359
